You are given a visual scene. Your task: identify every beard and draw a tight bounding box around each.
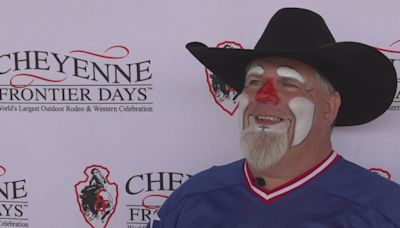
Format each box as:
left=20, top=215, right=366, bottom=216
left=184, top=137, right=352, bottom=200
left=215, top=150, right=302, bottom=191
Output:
left=240, top=129, right=289, bottom=171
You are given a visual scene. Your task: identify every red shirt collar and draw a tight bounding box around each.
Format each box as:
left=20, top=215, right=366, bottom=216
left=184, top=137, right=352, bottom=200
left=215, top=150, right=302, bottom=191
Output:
left=243, top=151, right=340, bottom=203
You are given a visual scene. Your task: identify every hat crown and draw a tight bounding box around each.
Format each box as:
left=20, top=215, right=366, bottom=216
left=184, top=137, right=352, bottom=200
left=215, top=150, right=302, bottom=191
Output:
left=186, top=7, right=397, bottom=126
left=255, top=8, right=336, bottom=51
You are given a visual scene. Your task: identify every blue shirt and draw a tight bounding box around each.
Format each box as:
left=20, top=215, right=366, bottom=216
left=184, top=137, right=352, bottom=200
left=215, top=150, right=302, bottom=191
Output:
left=149, top=152, right=400, bottom=227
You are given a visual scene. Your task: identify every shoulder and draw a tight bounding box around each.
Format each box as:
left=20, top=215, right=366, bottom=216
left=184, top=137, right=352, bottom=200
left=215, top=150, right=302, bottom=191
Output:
left=181, top=159, right=245, bottom=192
left=310, top=157, right=400, bottom=225
left=157, top=159, right=245, bottom=215
left=334, top=158, right=400, bottom=196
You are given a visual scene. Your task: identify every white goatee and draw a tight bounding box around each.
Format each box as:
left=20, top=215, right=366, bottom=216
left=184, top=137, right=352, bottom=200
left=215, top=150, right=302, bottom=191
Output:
left=240, top=129, right=289, bottom=171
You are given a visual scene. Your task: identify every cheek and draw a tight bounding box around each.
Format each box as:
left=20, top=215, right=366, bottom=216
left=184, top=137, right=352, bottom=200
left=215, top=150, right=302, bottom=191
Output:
left=288, top=97, right=315, bottom=146
left=237, top=93, right=250, bottom=131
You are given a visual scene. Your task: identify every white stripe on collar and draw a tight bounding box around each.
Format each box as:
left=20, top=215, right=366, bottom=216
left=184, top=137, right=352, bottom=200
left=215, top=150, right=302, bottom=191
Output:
left=244, top=151, right=339, bottom=202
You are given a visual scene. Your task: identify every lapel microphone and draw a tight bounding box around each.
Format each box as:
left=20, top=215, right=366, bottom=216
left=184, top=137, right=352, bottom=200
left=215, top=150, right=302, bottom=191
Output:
left=254, top=177, right=266, bottom=187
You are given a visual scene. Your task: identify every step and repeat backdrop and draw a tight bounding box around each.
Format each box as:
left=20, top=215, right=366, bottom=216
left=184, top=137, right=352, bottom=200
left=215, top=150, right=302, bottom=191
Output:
left=0, top=1, right=399, bottom=227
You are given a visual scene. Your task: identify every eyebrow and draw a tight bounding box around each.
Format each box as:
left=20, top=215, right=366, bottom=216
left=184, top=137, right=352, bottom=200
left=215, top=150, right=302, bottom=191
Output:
left=276, top=65, right=305, bottom=84
left=246, top=65, right=264, bottom=78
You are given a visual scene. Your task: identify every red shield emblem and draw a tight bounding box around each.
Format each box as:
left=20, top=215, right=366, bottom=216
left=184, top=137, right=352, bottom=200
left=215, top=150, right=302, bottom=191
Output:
left=205, top=41, right=242, bottom=115
left=0, top=165, right=5, bottom=176
left=75, top=165, right=119, bottom=228
left=369, top=168, right=392, bottom=180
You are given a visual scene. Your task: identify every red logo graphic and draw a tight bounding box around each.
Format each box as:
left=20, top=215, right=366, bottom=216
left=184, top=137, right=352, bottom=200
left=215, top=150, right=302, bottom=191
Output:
left=141, top=194, right=169, bottom=210
left=369, top=168, right=392, bottom=180
left=375, top=40, right=400, bottom=54
left=205, top=41, right=242, bottom=115
left=75, top=165, right=119, bottom=228
left=0, top=165, right=6, bottom=176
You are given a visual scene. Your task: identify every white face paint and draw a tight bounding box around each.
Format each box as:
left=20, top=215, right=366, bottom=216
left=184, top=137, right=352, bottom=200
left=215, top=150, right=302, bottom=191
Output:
left=240, top=65, right=264, bottom=132
left=238, top=93, right=249, bottom=132
left=288, top=97, right=315, bottom=146
left=240, top=64, right=314, bottom=147
left=276, top=66, right=305, bottom=84
left=238, top=93, right=289, bottom=133
left=246, top=65, right=264, bottom=78
left=247, top=115, right=289, bottom=133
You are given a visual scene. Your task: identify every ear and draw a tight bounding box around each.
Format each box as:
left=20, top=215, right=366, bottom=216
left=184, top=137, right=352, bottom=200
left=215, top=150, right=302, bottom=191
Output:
left=324, top=92, right=341, bottom=126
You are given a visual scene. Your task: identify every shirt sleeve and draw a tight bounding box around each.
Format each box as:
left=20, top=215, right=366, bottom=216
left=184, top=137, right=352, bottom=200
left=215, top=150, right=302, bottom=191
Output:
left=146, top=190, right=183, bottom=228
left=147, top=207, right=180, bottom=228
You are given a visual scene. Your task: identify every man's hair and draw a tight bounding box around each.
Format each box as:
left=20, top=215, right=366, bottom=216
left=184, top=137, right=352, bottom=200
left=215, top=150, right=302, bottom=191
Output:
left=315, top=70, right=338, bottom=128
left=315, top=71, right=336, bottom=95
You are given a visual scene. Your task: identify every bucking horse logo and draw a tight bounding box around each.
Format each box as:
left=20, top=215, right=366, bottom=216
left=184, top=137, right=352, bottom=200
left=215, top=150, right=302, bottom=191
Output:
left=205, top=41, right=243, bottom=115
left=75, top=165, right=119, bottom=228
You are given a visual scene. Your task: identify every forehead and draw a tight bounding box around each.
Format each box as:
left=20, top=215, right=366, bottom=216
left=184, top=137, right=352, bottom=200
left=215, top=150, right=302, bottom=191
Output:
left=247, top=57, right=318, bottom=80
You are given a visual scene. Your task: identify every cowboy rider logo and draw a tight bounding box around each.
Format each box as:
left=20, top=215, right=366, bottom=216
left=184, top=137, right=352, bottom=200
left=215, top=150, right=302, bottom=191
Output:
left=205, top=41, right=242, bottom=115
left=75, top=165, right=119, bottom=228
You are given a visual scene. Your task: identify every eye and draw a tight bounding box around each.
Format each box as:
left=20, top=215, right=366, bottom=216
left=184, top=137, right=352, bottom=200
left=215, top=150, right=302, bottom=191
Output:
left=248, top=79, right=262, bottom=86
left=282, top=82, right=299, bottom=88
left=279, top=79, right=304, bottom=90
left=245, top=76, right=263, bottom=88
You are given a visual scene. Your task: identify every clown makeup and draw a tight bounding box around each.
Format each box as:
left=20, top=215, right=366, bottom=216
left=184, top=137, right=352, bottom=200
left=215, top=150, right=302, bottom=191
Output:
left=238, top=93, right=291, bottom=133
left=288, top=97, right=315, bottom=146
left=276, top=65, right=305, bottom=84
left=276, top=66, right=315, bottom=146
left=240, top=63, right=316, bottom=146
left=238, top=93, right=250, bottom=132
left=239, top=89, right=291, bottom=171
left=239, top=58, right=322, bottom=170
left=246, top=65, right=264, bottom=78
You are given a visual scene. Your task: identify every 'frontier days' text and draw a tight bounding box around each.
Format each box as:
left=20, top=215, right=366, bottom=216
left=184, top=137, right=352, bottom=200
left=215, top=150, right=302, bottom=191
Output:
left=0, top=87, right=150, bottom=102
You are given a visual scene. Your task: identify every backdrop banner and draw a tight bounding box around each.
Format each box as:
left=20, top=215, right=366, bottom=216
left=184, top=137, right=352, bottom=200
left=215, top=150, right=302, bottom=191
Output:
left=0, top=1, right=399, bottom=227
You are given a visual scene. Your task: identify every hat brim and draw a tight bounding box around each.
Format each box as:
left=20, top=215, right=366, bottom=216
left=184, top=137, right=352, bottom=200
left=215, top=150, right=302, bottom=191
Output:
left=186, top=41, right=397, bottom=126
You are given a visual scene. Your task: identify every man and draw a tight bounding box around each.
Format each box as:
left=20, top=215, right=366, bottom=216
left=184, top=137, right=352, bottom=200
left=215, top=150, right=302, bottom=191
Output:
left=149, top=8, right=400, bottom=227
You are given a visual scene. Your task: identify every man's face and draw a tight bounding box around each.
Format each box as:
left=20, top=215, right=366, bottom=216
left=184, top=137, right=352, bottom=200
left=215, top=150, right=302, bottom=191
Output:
left=239, top=57, right=330, bottom=171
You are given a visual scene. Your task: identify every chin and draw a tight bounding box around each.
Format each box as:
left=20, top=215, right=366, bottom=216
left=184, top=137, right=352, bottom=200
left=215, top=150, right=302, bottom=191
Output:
left=240, top=129, right=289, bottom=171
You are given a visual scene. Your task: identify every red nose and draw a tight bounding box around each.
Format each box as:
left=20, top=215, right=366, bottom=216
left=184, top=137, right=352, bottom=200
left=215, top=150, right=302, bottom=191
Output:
left=255, top=80, right=279, bottom=104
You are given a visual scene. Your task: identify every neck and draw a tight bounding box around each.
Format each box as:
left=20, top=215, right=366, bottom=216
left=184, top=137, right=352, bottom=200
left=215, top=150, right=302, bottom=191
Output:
left=250, top=143, right=333, bottom=191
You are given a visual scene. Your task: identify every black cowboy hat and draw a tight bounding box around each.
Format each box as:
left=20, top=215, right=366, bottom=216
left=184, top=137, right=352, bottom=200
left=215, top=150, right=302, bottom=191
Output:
left=186, top=8, right=397, bottom=126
